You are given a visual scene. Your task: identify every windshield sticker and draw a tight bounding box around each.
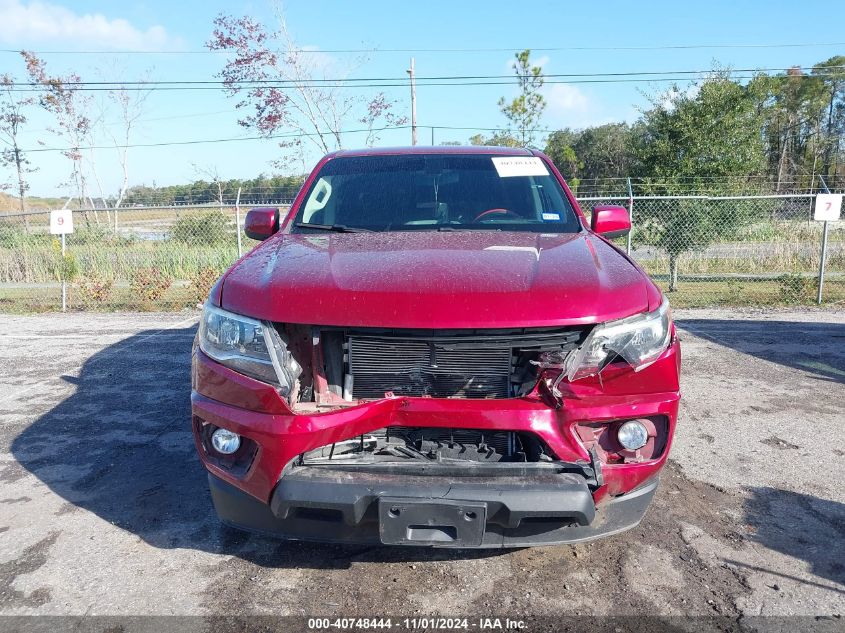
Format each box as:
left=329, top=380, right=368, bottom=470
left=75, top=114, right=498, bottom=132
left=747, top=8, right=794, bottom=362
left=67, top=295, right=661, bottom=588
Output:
left=542, top=212, right=561, bottom=221
left=492, top=156, right=549, bottom=177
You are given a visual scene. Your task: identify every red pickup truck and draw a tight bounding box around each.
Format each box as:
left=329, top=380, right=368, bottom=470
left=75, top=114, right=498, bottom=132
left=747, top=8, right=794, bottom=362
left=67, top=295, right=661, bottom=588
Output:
left=191, top=146, right=681, bottom=548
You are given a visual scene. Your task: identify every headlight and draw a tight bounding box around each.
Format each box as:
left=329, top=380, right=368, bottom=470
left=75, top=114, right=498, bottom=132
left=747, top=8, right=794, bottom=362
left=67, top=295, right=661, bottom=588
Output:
left=564, top=297, right=672, bottom=381
left=199, top=304, right=301, bottom=397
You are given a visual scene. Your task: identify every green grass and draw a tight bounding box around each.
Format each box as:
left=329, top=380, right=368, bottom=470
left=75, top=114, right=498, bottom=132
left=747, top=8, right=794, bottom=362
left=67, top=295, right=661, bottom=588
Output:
left=0, top=241, right=240, bottom=284
left=1, top=214, right=843, bottom=312
left=0, top=283, right=205, bottom=313
left=654, top=278, right=845, bottom=307
left=637, top=248, right=845, bottom=277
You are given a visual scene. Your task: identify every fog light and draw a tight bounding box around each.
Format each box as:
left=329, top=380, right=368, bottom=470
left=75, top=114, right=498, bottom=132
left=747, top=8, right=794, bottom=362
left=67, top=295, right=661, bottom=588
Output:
left=211, top=428, right=241, bottom=454
left=617, top=420, right=648, bottom=450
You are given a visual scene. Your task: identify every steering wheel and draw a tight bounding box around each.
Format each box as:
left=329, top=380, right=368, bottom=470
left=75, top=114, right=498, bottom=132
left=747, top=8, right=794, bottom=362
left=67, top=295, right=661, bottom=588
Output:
left=472, top=208, right=522, bottom=222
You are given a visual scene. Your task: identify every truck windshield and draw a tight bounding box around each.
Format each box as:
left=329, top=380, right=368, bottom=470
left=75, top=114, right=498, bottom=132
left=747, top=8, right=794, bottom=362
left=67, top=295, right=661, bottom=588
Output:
left=292, top=154, right=581, bottom=233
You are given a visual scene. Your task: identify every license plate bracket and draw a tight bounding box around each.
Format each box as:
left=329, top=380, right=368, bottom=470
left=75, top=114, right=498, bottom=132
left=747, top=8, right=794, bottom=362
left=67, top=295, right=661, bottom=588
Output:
left=378, top=497, right=487, bottom=547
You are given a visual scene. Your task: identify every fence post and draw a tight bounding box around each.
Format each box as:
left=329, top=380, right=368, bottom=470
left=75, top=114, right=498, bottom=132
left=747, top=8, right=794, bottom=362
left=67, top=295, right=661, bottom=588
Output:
left=60, top=197, right=73, bottom=313
left=816, top=176, right=831, bottom=305
left=235, top=187, right=243, bottom=258
left=626, top=177, right=634, bottom=255
left=61, top=232, right=67, bottom=312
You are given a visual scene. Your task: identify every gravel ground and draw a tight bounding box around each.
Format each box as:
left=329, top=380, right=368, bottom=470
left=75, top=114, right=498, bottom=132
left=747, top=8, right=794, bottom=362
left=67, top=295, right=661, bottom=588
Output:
left=0, top=308, right=842, bottom=631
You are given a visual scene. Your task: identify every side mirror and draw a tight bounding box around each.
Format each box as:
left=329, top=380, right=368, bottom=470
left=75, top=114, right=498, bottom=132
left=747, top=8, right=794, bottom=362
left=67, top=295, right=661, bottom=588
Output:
left=590, top=205, right=630, bottom=239
left=244, top=207, right=280, bottom=241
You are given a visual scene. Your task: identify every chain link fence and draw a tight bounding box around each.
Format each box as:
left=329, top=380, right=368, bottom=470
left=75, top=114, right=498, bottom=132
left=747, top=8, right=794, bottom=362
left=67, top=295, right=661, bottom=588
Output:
left=0, top=202, right=288, bottom=312
left=0, top=192, right=843, bottom=312
left=579, top=194, right=845, bottom=307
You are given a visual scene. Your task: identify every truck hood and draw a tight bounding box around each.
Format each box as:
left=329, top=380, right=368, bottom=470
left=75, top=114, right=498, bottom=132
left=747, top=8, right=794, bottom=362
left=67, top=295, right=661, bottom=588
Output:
left=219, top=231, right=651, bottom=328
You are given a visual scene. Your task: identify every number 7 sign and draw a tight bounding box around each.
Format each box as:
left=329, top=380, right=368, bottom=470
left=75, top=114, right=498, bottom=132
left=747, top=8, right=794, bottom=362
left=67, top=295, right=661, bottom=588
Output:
left=814, top=194, right=842, bottom=222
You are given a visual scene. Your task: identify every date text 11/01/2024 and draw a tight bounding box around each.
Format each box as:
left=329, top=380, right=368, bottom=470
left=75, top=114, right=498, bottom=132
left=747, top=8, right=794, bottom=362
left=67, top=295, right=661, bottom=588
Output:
left=307, top=618, right=527, bottom=630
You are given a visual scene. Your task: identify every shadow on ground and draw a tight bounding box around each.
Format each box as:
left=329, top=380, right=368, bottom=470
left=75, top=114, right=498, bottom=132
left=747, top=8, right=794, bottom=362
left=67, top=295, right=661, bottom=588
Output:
left=677, top=319, right=845, bottom=384
left=10, top=327, right=503, bottom=569
left=737, top=487, right=845, bottom=592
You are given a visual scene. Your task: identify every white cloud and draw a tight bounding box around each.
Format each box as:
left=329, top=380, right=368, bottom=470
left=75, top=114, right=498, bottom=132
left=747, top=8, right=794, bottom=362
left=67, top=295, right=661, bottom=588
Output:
left=0, top=0, right=182, bottom=51
left=542, top=83, right=626, bottom=130
left=533, top=55, right=550, bottom=69
left=544, top=83, right=589, bottom=116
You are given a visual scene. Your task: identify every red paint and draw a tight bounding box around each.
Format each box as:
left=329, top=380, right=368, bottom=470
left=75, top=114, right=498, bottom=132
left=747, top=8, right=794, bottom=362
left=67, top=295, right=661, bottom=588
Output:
left=243, top=207, right=280, bottom=241
left=219, top=231, right=651, bottom=329
left=591, top=205, right=632, bottom=238
left=195, top=146, right=681, bottom=520
left=193, top=338, right=681, bottom=505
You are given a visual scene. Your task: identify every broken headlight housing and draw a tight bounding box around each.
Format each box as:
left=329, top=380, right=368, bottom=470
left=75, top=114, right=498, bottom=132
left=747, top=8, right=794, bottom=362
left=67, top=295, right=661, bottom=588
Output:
left=565, top=297, right=672, bottom=381
left=199, top=304, right=301, bottom=397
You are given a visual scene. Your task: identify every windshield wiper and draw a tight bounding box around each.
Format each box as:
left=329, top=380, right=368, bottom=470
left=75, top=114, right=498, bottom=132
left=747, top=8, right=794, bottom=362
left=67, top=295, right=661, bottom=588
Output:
left=294, top=222, right=373, bottom=233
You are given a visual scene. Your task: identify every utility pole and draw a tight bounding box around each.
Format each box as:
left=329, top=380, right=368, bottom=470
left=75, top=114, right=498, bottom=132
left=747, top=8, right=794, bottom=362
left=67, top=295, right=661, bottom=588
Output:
left=407, top=57, right=417, bottom=146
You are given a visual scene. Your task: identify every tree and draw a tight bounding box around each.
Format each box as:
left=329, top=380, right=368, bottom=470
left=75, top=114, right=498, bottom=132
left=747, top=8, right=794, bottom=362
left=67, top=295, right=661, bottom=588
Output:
left=497, top=50, right=546, bottom=147
left=23, top=51, right=96, bottom=223
left=360, top=92, right=406, bottom=147
left=207, top=10, right=405, bottom=165
left=543, top=130, right=582, bottom=190
left=574, top=124, right=636, bottom=183
left=633, top=74, right=767, bottom=290
left=0, top=73, right=37, bottom=230
left=811, top=57, right=845, bottom=180
left=106, top=82, right=151, bottom=213
left=544, top=129, right=581, bottom=187
left=192, top=164, right=226, bottom=205
left=752, top=67, right=828, bottom=190
left=545, top=124, right=637, bottom=194
left=468, top=131, right=520, bottom=147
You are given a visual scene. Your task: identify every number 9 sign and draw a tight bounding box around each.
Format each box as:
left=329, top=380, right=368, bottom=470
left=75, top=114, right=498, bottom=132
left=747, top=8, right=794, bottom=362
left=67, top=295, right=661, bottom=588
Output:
left=49, top=209, right=74, bottom=235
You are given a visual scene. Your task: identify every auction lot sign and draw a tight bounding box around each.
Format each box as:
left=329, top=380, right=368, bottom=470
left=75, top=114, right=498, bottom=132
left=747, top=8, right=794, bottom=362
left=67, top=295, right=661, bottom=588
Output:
left=814, top=193, right=842, bottom=222
left=49, top=208, right=74, bottom=234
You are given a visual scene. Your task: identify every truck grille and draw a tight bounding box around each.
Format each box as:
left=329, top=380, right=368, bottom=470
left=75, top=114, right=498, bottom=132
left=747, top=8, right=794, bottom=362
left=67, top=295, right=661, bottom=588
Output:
left=348, top=337, right=512, bottom=399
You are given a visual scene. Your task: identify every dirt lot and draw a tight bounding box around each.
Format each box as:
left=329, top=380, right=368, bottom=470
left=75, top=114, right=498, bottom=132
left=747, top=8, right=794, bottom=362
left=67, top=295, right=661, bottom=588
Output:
left=0, top=308, right=842, bottom=631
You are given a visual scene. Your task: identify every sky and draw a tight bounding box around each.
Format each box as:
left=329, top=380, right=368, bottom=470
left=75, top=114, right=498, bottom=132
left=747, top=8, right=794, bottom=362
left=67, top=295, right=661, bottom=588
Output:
left=2, top=0, right=845, bottom=197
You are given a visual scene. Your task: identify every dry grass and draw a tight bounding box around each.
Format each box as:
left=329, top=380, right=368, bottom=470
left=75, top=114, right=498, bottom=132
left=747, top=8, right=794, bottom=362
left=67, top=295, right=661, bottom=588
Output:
left=1, top=210, right=843, bottom=312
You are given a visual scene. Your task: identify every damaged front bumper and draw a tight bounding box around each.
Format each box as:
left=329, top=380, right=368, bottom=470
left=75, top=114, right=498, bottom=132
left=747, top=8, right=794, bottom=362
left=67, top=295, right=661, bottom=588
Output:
left=191, top=338, right=680, bottom=548
left=208, top=467, right=658, bottom=548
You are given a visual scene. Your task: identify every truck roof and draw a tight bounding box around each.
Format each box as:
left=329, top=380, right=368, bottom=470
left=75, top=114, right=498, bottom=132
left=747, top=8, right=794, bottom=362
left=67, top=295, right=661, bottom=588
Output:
left=331, top=145, right=535, bottom=158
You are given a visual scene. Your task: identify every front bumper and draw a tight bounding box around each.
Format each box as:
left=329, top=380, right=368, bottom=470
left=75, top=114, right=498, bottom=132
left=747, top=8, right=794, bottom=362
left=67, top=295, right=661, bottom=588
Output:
left=192, top=338, right=680, bottom=546
left=209, top=469, right=658, bottom=548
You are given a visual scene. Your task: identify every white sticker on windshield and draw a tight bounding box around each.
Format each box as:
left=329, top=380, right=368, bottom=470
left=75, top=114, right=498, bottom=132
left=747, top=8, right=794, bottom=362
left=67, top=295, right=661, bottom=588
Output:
left=492, top=156, right=549, bottom=177
left=542, top=212, right=561, bottom=221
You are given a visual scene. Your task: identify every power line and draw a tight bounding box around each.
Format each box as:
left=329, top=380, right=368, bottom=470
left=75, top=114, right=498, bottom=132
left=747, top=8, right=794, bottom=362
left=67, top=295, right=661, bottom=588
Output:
left=5, top=65, right=841, bottom=94
left=5, top=74, right=835, bottom=93
left=5, top=65, right=843, bottom=88
left=16, top=115, right=794, bottom=153
left=7, top=91, right=814, bottom=155
left=3, top=42, right=845, bottom=55
left=22, top=125, right=414, bottom=153
left=21, top=109, right=236, bottom=136
left=21, top=123, right=589, bottom=153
